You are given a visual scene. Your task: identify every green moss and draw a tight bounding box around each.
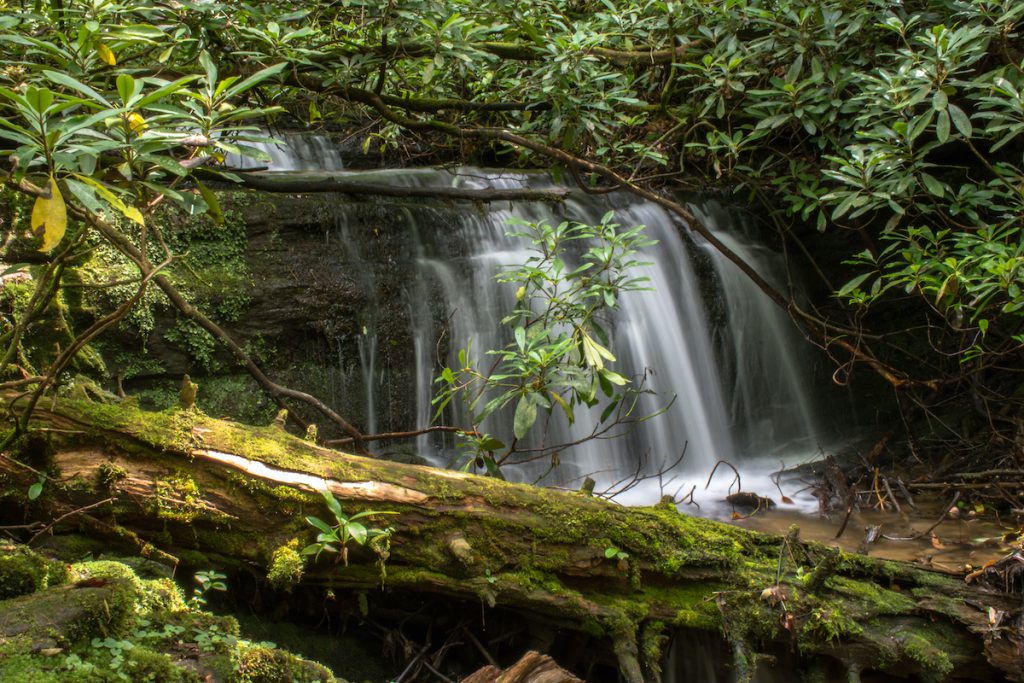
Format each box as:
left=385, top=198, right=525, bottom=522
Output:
left=70, top=560, right=186, bottom=614
left=152, top=470, right=209, bottom=523
left=267, top=540, right=304, bottom=592
left=97, top=461, right=128, bottom=491
left=233, top=643, right=337, bottom=683
left=56, top=398, right=197, bottom=454
left=225, top=471, right=317, bottom=508
left=121, top=645, right=199, bottom=682
left=175, top=549, right=212, bottom=567
left=801, top=604, right=863, bottom=643
left=901, top=632, right=954, bottom=681
left=0, top=575, right=138, bottom=646
left=77, top=191, right=258, bottom=374
left=0, top=654, right=82, bottom=683
left=59, top=475, right=96, bottom=494
left=0, top=543, right=336, bottom=683
left=33, top=534, right=106, bottom=562
left=0, top=543, right=68, bottom=599
left=827, top=575, right=915, bottom=614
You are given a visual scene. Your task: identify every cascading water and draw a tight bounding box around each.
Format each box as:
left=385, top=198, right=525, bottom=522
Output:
left=227, top=131, right=345, bottom=171
left=690, top=203, right=821, bottom=459
left=248, top=156, right=830, bottom=509
left=407, top=180, right=740, bottom=489
left=398, top=173, right=826, bottom=503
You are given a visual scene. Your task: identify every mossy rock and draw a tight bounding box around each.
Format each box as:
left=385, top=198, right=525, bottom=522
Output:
left=0, top=545, right=342, bottom=682
left=233, top=644, right=339, bottom=683
left=71, top=559, right=188, bottom=613
left=32, top=533, right=108, bottom=562
left=0, top=577, right=137, bottom=648
left=267, top=540, right=304, bottom=592
left=0, top=543, right=68, bottom=599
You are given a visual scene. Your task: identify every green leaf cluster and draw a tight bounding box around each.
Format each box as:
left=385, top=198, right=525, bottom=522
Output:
left=302, top=489, right=397, bottom=571
left=433, top=212, right=657, bottom=475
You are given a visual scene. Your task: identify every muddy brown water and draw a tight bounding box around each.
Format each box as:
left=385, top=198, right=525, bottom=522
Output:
left=724, top=500, right=1019, bottom=573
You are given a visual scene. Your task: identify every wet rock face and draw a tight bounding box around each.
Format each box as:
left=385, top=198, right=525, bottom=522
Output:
left=241, top=198, right=366, bottom=344
left=112, top=192, right=459, bottom=440
left=231, top=196, right=454, bottom=437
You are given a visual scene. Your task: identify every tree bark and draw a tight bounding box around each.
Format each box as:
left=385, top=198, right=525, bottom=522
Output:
left=3, top=398, right=1021, bottom=682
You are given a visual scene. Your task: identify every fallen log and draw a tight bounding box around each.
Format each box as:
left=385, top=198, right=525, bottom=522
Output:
left=1, top=397, right=1022, bottom=682
left=226, top=173, right=572, bottom=201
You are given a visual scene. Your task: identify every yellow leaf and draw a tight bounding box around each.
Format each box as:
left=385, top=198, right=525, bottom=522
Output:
left=548, top=390, right=574, bottom=423
left=581, top=333, right=602, bottom=370
left=122, top=206, right=145, bottom=225
left=581, top=332, right=616, bottom=370
left=195, top=179, right=223, bottom=225
left=31, top=176, right=67, bottom=252
left=127, top=112, right=147, bottom=134
left=97, top=43, right=116, bottom=66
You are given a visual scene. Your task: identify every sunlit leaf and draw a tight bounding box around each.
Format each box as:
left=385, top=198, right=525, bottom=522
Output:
left=305, top=516, right=334, bottom=534
left=549, top=390, right=574, bottom=423
left=581, top=332, right=615, bottom=370
left=97, top=43, right=116, bottom=66
left=70, top=174, right=144, bottom=225
left=31, top=175, right=67, bottom=252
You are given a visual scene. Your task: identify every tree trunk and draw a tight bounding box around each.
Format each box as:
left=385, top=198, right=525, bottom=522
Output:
left=2, top=397, right=1021, bottom=682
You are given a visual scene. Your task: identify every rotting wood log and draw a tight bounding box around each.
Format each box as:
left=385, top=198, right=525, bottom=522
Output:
left=2, top=397, right=1022, bottom=682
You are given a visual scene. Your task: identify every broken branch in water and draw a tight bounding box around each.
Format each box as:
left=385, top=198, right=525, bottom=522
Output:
left=705, top=459, right=742, bottom=496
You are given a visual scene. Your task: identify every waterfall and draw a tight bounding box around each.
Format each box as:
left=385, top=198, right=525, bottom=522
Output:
left=246, top=154, right=827, bottom=504
left=400, top=173, right=822, bottom=498
left=226, top=132, right=345, bottom=171
left=691, top=204, right=821, bottom=459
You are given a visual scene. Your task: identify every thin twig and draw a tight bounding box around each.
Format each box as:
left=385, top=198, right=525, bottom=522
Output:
left=917, top=491, right=962, bottom=540
left=895, top=477, right=919, bottom=513
left=705, top=459, right=742, bottom=495
left=28, top=497, right=116, bottom=544
left=679, top=484, right=699, bottom=510
left=420, top=660, right=455, bottom=683
left=882, top=476, right=902, bottom=515
left=393, top=643, right=431, bottom=683
left=459, top=626, right=497, bottom=667
left=834, top=502, right=856, bottom=540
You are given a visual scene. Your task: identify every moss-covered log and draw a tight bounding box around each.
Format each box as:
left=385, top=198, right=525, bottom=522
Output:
left=2, top=397, right=1022, bottom=682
